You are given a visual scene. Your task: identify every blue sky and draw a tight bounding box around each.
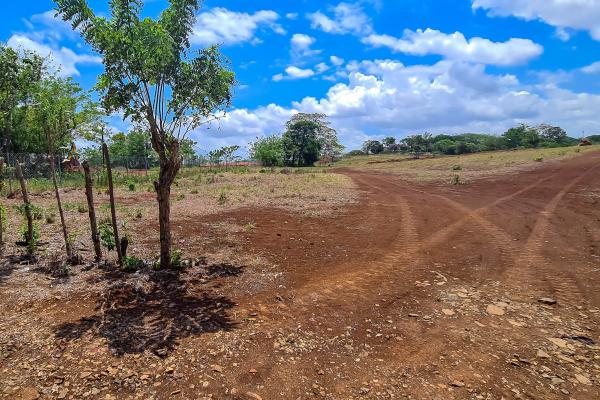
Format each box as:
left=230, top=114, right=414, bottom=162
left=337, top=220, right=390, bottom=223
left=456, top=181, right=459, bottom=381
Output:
left=3, top=0, right=600, bottom=152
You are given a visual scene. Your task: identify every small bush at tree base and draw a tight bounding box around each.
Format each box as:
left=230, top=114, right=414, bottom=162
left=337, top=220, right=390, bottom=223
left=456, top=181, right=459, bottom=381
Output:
left=98, top=222, right=115, bottom=251
left=170, top=249, right=183, bottom=269
left=123, top=255, right=144, bottom=272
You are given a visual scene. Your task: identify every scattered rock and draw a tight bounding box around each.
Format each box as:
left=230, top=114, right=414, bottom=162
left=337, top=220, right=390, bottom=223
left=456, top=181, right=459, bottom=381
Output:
left=20, top=387, right=40, bottom=400
left=450, top=380, right=465, bottom=388
left=212, top=364, right=224, bottom=373
left=536, top=349, right=550, bottom=359
left=547, top=338, right=568, bottom=349
left=442, top=309, right=455, bottom=316
left=245, top=392, right=263, bottom=400
left=538, top=298, right=557, bottom=305
left=486, top=304, right=505, bottom=316
left=574, top=374, right=591, bottom=385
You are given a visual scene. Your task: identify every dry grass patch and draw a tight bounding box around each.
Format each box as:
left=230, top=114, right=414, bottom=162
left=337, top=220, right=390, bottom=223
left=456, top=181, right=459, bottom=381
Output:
left=336, top=145, right=600, bottom=183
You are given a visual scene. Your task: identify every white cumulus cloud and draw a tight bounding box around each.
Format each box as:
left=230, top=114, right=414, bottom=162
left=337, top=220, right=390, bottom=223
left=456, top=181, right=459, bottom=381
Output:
left=192, top=8, right=285, bottom=46
left=472, top=0, right=600, bottom=40
left=308, top=2, right=373, bottom=35
left=363, top=28, right=543, bottom=66
left=7, top=34, right=101, bottom=77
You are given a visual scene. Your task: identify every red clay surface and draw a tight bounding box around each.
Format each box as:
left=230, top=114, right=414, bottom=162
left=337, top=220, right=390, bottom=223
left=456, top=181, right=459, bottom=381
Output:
left=1, top=151, right=600, bottom=399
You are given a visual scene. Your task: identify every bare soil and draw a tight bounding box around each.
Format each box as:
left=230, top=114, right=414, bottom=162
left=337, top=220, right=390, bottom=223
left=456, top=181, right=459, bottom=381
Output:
left=1, top=151, right=600, bottom=400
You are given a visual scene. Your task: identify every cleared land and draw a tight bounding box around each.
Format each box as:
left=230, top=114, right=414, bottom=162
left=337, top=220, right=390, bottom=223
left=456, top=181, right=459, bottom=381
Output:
left=1, top=148, right=600, bottom=399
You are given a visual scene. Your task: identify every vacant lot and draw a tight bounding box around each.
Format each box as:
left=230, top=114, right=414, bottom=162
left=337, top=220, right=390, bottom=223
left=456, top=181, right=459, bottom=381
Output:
left=1, top=149, right=600, bottom=400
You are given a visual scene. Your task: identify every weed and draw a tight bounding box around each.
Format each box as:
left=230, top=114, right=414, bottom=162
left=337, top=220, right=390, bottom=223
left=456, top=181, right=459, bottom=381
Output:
left=170, top=249, right=183, bottom=269
left=244, top=222, right=256, bottom=231
left=127, top=181, right=136, bottom=191
left=123, top=255, right=143, bottom=272
left=19, top=222, right=40, bottom=253
left=77, top=205, right=87, bottom=213
left=135, top=209, right=143, bottom=219
left=176, top=193, right=185, bottom=201
left=534, top=156, right=544, bottom=162
left=218, top=191, right=227, bottom=205
left=452, top=165, right=462, bottom=171
left=190, top=188, right=199, bottom=194
left=98, top=222, right=115, bottom=251
left=451, top=174, right=462, bottom=186
left=15, top=204, right=43, bottom=220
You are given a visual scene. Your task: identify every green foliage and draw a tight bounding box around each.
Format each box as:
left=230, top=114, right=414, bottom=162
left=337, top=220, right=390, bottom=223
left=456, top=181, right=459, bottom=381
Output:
left=218, top=191, right=227, bottom=205
left=250, top=135, right=284, bottom=167
left=0, top=206, right=6, bottom=232
left=0, top=44, right=46, bottom=153
left=46, top=213, right=56, bottom=224
left=77, top=205, right=87, bottom=213
left=362, top=140, right=384, bottom=155
left=244, top=222, right=256, bottom=231
left=98, top=222, right=115, bottom=251
left=15, top=203, right=43, bottom=220
left=282, top=120, right=322, bottom=167
left=127, top=181, right=136, bottom=191
left=123, top=255, right=144, bottom=272
left=534, top=156, right=544, bottom=162
left=286, top=113, right=343, bottom=160
left=401, top=134, right=433, bottom=158
left=19, top=222, right=40, bottom=253
left=503, top=124, right=540, bottom=148
left=346, top=150, right=366, bottom=156
left=170, top=249, right=183, bottom=269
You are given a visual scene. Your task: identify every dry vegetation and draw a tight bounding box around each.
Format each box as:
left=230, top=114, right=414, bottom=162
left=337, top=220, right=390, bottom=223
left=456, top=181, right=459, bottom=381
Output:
left=335, top=145, right=600, bottom=183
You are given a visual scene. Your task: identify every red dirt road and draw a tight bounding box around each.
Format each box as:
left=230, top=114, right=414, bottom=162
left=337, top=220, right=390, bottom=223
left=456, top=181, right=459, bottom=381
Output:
left=1, top=151, right=600, bottom=399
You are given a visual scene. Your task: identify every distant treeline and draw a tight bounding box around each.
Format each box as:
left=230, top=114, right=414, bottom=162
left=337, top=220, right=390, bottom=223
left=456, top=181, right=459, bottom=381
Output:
left=355, top=124, right=595, bottom=157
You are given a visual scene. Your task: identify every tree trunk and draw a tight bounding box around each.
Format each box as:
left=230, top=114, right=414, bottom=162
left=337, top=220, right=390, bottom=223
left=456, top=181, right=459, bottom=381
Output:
left=154, top=152, right=181, bottom=270
left=0, top=157, right=4, bottom=252
left=49, top=152, right=72, bottom=259
left=83, top=161, right=102, bottom=262
left=15, top=163, right=34, bottom=253
left=102, top=143, right=123, bottom=266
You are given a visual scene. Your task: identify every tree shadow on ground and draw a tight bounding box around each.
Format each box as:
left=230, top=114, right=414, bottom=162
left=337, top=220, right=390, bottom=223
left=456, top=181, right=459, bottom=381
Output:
left=0, top=254, right=36, bottom=285
left=55, top=266, right=243, bottom=356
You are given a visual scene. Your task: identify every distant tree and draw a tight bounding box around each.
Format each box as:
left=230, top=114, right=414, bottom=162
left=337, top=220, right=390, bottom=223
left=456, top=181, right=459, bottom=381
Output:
left=208, top=148, right=224, bottom=166
left=56, top=0, right=235, bottom=269
left=287, top=113, right=343, bottom=160
left=503, top=124, right=539, bottom=148
left=250, top=135, right=284, bottom=167
left=433, top=139, right=456, bottom=155
left=382, top=137, right=396, bottom=147
left=180, top=138, right=198, bottom=160
left=536, top=124, right=567, bottom=144
left=220, top=145, right=240, bottom=170
left=0, top=44, right=45, bottom=154
left=402, top=133, right=432, bottom=158
left=480, top=135, right=506, bottom=151
left=282, top=120, right=322, bottom=167
left=346, top=149, right=366, bottom=156
left=362, top=140, right=384, bottom=155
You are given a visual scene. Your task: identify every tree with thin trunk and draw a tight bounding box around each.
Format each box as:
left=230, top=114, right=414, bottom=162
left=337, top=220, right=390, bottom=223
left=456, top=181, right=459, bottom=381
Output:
left=29, top=76, right=94, bottom=261
left=55, top=0, right=235, bottom=269
left=14, top=163, right=34, bottom=253
left=82, top=161, right=101, bottom=261
left=102, top=143, right=123, bottom=267
left=0, top=157, right=4, bottom=252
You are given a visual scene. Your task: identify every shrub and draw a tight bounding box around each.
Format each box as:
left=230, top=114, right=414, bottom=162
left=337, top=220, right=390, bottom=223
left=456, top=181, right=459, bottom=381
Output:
left=250, top=135, right=284, bottom=167
left=123, top=255, right=143, bottom=272
left=452, top=165, right=462, bottom=171
left=451, top=174, right=462, bottom=185
left=20, top=222, right=40, bottom=252
left=77, top=205, right=87, bottom=213
left=98, top=222, right=115, bottom=251
left=170, top=249, right=182, bottom=269
left=534, top=156, right=544, bottom=162
left=46, top=213, right=56, bottom=224
left=127, top=181, right=136, bottom=191
left=218, top=191, right=227, bottom=205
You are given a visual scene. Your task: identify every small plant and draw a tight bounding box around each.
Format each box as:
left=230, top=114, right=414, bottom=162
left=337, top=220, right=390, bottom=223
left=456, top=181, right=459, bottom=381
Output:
left=123, top=255, right=143, bottom=272
left=574, top=148, right=581, bottom=153
left=16, top=204, right=43, bottom=220
left=176, top=193, right=185, bottom=201
left=244, top=222, right=256, bottom=231
left=19, top=222, right=40, bottom=252
left=0, top=206, right=6, bottom=232
left=127, top=181, right=136, bottom=191
left=190, top=189, right=199, bottom=194
left=46, top=213, right=56, bottom=224
left=98, top=222, right=115, bottom=251
left=77, top=205, right=87, bottom=213
left=452, top=165, right=462, bottom=171
left=170, top=249, right=182, bottom=269
left=451, top=174, right=462, bottom=186
left=534, top=156, right=544, bottom=162
left=218, top=191, right=227, bottom=205
left=135, top=209, right=143, bottom=219
left=207, top=175, right=216, bottom=184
